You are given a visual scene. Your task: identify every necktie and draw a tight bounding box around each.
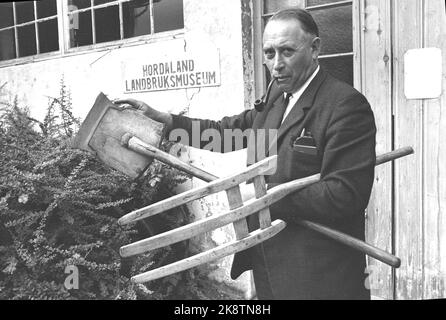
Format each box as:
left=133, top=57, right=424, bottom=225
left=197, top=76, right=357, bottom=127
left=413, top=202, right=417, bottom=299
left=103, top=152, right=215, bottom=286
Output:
left=263, top=93, right=292, bottom=132
left=278, top=93, right=293, bottom=126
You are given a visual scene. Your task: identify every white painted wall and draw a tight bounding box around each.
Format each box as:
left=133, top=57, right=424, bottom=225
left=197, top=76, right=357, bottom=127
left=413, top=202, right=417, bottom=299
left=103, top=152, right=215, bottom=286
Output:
left=0, top=0, right=255, bottom=298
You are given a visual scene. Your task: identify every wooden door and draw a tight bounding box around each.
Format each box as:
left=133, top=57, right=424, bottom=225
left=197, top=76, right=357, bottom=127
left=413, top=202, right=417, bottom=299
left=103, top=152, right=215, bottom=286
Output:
left=392, top=0, right=446, bottom=299
left=362, top=0, right=446, bottom=299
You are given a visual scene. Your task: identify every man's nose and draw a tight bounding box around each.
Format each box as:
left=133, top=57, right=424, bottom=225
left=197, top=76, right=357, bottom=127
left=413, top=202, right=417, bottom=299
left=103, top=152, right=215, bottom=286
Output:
left=273, top=54, right=284, bottom=71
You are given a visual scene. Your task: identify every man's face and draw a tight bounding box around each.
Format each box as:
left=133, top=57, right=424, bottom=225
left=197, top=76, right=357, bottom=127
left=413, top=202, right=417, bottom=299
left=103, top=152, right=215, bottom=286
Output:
left=263, top=19, right=320, bottom=93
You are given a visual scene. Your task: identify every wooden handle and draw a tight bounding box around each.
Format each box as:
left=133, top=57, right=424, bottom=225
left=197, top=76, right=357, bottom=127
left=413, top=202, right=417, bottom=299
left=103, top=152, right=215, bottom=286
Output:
left=376, top=146, right=414, bottom=165
left=296, top=220, right=401, bottom=268
left=122, top=133, right=218, bottom=182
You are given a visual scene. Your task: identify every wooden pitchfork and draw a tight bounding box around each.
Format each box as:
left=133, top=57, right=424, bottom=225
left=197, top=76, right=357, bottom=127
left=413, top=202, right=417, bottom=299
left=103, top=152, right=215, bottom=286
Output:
left=119, top=133, right=413, bottom=283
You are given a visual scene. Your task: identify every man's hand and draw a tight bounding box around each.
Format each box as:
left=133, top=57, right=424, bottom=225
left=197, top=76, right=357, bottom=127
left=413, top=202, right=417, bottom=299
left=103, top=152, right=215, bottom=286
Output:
left=113, top=98, right=173, bottom=131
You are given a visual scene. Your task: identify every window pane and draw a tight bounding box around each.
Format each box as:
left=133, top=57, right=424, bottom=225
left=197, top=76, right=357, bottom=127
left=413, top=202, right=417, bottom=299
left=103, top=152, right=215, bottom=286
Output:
left=123, top=1, right=151, bottom=38
left=38, top=19, right=59, bottom=53
left=319, top=55, right=353, bottom=85
left=68, top=0, right=91, bottom=11
left=37, top=0, right=57, bottom=19
left=311, top=4, right=352, bottom=55
left=0, top=3, right=14, bottom=29
left=306, top=0, right=348, bottom=7
left=70, top=11, right=93, bottom=47
left=0, top=29, right=16, bottom=61
left=17, top=24, right=37, bottom=57
left=16, top=1, right=35, bottom=24
left=95, top=5, right=120, bottom=43
left=153, top=0, right=184, bottom=33
left=264, top=0, right=304, bottom=14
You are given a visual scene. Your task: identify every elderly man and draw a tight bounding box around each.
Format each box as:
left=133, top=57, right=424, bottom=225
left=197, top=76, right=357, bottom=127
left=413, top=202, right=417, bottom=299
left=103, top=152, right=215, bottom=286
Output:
left=117, top=8, right=376, bottom=300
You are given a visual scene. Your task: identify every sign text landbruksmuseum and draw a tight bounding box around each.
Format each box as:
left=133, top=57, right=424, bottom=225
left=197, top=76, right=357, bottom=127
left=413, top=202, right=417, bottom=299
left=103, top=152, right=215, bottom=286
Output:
left=123, top=51, right=221, bottom=93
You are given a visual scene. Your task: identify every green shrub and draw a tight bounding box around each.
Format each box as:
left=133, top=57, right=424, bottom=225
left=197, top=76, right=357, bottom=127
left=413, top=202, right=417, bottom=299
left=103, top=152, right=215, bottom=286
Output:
left=0, top=80, right=235, bottom=300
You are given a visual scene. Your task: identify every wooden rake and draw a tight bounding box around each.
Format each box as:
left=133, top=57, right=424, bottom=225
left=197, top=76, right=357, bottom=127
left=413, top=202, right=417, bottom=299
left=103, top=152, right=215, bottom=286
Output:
left=119, top=134, right=414, bottom=284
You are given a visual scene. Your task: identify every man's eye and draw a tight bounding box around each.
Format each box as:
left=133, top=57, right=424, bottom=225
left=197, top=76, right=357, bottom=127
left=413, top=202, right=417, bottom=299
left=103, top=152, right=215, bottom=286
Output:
left=283, top=49, right=294, bottom=57
left=264, top=51, right=275, bottom=59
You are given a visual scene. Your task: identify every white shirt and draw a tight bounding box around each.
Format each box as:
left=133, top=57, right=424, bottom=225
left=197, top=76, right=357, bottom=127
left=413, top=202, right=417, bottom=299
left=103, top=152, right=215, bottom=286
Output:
left=281, top=65, right=320, bottom=125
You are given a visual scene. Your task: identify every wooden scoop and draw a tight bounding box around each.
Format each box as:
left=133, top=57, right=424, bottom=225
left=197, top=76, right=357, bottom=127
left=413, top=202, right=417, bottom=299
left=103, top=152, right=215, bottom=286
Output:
left=72, top=92, right=165, bottom=178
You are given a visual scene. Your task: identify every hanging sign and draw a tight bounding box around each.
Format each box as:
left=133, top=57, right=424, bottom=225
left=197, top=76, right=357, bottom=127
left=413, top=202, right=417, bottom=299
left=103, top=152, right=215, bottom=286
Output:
left=123, top=50, right=221, bottom=93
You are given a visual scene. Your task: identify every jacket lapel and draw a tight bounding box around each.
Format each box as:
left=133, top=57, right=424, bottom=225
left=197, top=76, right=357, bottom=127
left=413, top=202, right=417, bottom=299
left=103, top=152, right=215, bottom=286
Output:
left=277, top=68, right=328, bottom=144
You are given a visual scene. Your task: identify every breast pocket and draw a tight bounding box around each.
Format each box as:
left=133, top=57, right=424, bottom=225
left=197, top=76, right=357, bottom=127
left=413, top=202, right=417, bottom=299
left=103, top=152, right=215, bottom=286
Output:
left=285, top=140, right=322, bottom=179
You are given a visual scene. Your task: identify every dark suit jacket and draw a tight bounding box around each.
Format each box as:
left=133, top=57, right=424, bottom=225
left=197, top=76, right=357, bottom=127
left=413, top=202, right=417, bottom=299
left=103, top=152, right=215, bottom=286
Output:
left=170, top=68, right=376, bottom=299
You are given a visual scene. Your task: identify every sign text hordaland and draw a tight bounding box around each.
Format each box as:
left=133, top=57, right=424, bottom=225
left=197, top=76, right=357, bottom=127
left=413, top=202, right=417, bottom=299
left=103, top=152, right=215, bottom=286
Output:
left=123, top=52, right=221, bottom=93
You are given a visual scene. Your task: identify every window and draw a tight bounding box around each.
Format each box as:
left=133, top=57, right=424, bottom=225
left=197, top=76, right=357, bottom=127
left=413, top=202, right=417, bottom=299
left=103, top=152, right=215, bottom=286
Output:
left=67, top=0, right=184, bottom=48
left=0, top=0, right=184, bottom=64
left=260, top=0, right=354, bottom=86
left=0, top=1, right=59, bottom=61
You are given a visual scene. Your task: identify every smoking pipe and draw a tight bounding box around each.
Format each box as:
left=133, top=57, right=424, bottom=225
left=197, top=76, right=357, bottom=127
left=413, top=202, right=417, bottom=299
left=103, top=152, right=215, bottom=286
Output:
left=254, top=77, right=278, bottom=112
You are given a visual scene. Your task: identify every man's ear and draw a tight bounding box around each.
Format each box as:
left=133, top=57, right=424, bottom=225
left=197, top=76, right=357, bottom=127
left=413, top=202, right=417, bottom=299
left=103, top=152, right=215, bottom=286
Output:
left=311, top=37, right=321, bottom=59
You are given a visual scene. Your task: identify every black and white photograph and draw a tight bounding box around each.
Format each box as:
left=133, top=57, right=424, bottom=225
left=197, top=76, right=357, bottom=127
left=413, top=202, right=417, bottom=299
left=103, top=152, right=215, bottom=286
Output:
left=0, top=0, right=445, bottom=306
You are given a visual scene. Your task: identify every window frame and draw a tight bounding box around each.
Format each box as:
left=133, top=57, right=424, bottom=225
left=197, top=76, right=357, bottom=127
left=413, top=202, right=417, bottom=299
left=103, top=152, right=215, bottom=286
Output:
left=61, top=0, right=184, bottom=54
left=253, top=0, right=362, bottom=96
left=0, top=1, right=61, bottom=63
left=0, top=0, right=185, bottom=68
